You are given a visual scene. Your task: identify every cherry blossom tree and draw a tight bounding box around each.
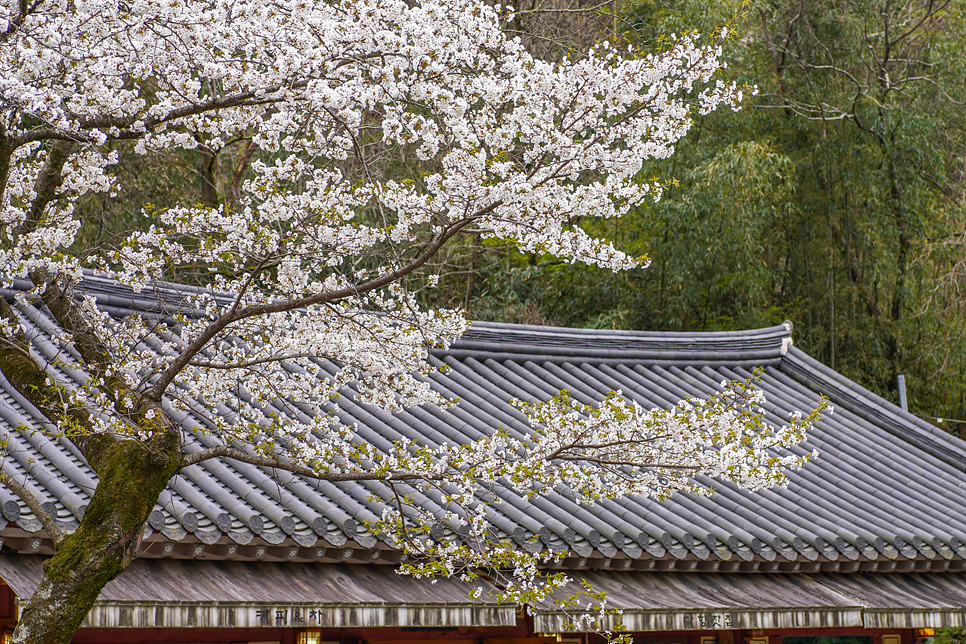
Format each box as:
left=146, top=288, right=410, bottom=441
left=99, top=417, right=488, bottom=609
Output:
left=0, top=0, right=822, bottom=641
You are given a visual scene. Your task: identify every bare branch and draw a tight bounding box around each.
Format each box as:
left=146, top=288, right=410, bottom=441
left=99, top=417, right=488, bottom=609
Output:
left=511, top=1, right=613, bottom=17
left=181, top=444, right=439, bottom=482
left=12, top=140, right=73, bottom=242
left=0, top=472, right=65, bottom=548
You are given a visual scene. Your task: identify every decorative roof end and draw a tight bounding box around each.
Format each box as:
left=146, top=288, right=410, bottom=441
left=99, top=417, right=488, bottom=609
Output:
left=781, top=320, right=794, bottom=355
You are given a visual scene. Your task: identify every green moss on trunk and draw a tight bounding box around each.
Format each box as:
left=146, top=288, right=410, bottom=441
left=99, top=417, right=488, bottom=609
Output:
left=12, top=435, right=180, bottom=644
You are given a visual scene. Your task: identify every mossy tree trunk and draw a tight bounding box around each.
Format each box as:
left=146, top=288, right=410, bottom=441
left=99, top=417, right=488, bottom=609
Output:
left=11, top=435, right=181, bottom=644
left=2, top=274, right=185, bottom=643
left=0, top=131, right=191, bottom=644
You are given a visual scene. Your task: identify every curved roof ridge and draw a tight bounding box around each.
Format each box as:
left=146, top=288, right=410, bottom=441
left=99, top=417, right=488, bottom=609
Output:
left=6, top=273, right=277, bottom=318
left=450, top=320, right=794, bottom=361
left=5, top=275, right=795, bottom=362
left=4, top=273, right=221, bottom=316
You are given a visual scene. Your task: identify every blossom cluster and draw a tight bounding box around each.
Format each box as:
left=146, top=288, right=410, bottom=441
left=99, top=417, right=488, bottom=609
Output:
left=368, top=375, right=824, bottom=606
left=2, top=0, right=744, bottom=283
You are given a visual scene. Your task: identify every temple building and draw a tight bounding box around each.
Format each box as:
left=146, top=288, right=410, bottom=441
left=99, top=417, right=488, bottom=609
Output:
left=1, top=276, right=965, bottom=643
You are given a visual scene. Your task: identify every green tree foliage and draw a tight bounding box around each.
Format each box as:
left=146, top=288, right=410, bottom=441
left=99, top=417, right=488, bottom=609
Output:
left=934, top=628, right=966, bottom=644
left=448, top=0, right=966, bottom=427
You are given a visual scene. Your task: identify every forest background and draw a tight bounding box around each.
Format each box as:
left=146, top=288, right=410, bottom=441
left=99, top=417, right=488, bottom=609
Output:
left=76, top=0, right=966, bottom=433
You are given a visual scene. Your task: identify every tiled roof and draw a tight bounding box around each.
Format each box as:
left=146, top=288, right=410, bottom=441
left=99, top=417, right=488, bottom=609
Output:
left=1, top=276, right=965, bottom=573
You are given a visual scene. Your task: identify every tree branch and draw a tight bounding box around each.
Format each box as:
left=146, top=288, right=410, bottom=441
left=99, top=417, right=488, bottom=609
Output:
left=150, top=207, right=492, bottom=398
left=10, top=90, right=280, bottom=149
left=9, top=52, right=402, bottom=150
left=551, top=456, right=699, bottom=469
left=0, top=0, right=41, bottom=42
left=181, top=444, right=439, bottom=482
left=228, top=139, right=257, bottom=207
left=5, top=138, right=170, bottom=439
left=0, top=122, right=11, bottom=207
left=12, top=140, right=74, bottom=241
left=0, top=472, right=65, bottom=548
left=0, top=298, right=116, bottom=464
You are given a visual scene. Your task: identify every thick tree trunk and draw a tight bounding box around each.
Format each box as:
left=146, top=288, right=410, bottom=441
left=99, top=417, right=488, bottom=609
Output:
left=12, top=437, right=180, bottom=644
